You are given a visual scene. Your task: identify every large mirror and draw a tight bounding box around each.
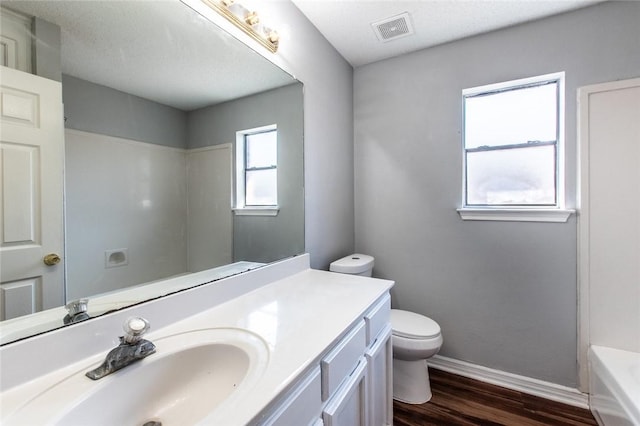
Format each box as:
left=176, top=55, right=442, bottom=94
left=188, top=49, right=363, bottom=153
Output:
left=0, top=0, right=304, bottom=345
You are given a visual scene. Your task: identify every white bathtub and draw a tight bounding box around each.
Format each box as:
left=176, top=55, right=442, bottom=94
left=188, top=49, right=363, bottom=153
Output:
left=589, top=346, right=640, bottom=426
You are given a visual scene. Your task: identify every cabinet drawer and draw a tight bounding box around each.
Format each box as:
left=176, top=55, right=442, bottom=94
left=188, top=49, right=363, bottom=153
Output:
left=321, top=320, right=366, bottom=401
left=364, top=294, right=390, bottom=346
left=322, top=357, right=368, bottom=426
left=264, top=367, right=322, bottom=426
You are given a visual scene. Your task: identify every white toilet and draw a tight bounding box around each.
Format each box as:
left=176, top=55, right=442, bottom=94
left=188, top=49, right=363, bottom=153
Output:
left=329, top=254, right=443, bottom=404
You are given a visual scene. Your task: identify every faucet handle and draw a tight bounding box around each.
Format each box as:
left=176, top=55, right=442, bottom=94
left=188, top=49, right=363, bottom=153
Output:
left=122, top=317, right=150, bottom=344
left=63, top=299, right=90, bottom=324
left=66, top=298, right=89, bottom=316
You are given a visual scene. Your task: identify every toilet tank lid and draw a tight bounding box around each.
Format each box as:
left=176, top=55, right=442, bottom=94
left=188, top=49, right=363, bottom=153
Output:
left=329, top=254, right=374, bottom=274
left=391, top=309, right=441, bottom=339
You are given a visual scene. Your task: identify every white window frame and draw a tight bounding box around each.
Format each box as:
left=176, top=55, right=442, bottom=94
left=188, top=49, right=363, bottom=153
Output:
left=457, top=72, right=574, bottom=223
left=233, top=124, right=279, bottom=216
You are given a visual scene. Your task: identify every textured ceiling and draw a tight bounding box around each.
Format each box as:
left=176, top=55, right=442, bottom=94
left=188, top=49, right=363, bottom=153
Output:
left=291, top=0, right=606, bottom=67
left=3, top=1, right=295, bottom=110
left=3, top=0, right=608, bottom=105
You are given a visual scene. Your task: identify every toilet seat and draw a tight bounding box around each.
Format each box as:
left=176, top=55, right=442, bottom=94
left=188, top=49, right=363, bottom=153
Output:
left=391, top=309, right=441, bottom=339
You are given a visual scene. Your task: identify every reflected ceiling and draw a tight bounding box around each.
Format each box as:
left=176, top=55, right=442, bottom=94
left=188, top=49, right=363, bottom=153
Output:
left=6, top=0, right=294, bottom=110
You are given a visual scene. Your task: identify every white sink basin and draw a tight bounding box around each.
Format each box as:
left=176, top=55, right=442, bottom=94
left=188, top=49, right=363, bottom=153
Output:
left=4, top=328, right=269, bottom=426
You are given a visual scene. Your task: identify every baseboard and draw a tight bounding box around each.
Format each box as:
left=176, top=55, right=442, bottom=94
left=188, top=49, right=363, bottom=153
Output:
left=427, top=355, right=589, bottom=409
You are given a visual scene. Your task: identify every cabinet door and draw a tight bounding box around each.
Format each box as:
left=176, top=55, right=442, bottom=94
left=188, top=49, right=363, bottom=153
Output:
left=366, top=326, right=393, bottom=426
left=322, top=357, right=368, bottom=426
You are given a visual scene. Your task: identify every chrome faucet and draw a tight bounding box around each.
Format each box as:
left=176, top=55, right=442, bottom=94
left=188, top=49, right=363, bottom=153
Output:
left=85, top=317, right=156, bottom=380
left=63, top=299, right=90, bottom=325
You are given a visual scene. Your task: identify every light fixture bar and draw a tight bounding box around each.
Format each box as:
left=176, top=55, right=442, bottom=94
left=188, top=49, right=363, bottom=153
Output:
left=201, top=0, right=279, bottom=53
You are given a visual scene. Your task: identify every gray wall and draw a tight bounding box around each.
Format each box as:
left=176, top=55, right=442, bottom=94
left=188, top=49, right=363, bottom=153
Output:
left=260, top=2, right=355, bottom=270
left=62, top=75, right=188, bottom=148
left=354, top=1, right=640, bottom=387
left=32, top=17, right=61, bottom=82
left=188, top=83, right=305, bottom=262
left=63, top=75, right=305, bottom=264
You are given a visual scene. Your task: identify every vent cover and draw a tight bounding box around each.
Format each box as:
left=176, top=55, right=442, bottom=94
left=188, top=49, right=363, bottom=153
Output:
left=371, top=12, right=414, bottom=43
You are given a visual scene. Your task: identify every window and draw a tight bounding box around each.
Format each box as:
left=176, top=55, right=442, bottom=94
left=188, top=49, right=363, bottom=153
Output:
left=235, top=125, right=278, bottom=215
left=459, top=72, right=572, bottom=222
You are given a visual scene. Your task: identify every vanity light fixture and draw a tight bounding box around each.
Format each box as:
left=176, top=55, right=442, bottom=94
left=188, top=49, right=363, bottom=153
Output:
left=202, top=0, right=279, bottom=52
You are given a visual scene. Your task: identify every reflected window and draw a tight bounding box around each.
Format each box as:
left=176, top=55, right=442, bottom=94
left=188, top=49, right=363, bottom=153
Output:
left=462, top=73, right=564, bottom=207
left=235, top=125, right=278, bottom=209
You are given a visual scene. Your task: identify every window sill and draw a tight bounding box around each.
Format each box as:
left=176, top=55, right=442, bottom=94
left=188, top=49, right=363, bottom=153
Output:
left=233, top=207, right=279, bottom=216
left=457, top=208, right=574, bottom=223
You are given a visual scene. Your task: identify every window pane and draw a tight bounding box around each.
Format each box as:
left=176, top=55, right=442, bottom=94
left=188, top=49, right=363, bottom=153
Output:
left=465, top=83, right=557, bottom=149
left=466, top=145, right=556, bottom=205
left=246, top=169, right=277, bottom=205
left=246, top=131, right=277, bottom=168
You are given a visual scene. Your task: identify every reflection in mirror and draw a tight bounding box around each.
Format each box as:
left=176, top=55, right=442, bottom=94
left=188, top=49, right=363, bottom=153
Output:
left=0, top=0, right=304, bottom=345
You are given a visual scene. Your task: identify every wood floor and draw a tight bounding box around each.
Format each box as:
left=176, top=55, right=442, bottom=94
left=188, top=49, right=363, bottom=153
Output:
left=393, top=368, right=598, bottom=426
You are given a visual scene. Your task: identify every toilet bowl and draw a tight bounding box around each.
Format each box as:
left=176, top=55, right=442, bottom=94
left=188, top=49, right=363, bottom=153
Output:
left=329, top=254, right=443, bottom=404
left=390, top=309, right=443, bottom=404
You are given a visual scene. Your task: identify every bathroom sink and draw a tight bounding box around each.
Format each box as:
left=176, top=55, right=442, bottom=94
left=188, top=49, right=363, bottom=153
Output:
left=4, top=328, right=269, bottom=426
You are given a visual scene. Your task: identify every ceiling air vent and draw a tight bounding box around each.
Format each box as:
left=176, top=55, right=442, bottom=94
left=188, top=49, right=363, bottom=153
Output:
left=371, top=12, right=414, bottom=43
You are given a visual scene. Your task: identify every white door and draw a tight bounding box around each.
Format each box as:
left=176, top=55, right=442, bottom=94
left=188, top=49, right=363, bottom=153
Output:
left=0, top=65, right=65, bottom=320
left=186, top=144, right=233, bottom=272
left=0, top=7, right=32, bottom=73
left=578, top=77, right=640, bottom=389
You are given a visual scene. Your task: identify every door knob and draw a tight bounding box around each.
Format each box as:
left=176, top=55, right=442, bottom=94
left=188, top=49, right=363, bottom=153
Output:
left=43, top=253, right=61, bottom=266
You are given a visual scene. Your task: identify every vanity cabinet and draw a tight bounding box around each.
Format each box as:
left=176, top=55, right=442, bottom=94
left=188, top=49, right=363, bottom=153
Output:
left=259, top=293, right=392, bottom=426
left=0, top=257, right=396, bottom=426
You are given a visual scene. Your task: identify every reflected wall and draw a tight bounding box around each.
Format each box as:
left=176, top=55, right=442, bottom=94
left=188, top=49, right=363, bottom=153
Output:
left=63, top=75, right=303, bottom=300
left=188, top=83, right=305, bottom=263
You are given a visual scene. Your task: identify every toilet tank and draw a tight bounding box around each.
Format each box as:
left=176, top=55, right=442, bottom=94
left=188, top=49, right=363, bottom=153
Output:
left=329, top=254, right=374, bottom=277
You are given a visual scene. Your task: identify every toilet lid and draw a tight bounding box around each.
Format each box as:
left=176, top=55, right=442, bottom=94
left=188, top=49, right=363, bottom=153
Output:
left=390, top=309, right=441, bottom=339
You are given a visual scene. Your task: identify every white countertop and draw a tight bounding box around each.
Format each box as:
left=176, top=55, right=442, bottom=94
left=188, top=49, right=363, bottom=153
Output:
left=0, top=265, right=393, bottom=425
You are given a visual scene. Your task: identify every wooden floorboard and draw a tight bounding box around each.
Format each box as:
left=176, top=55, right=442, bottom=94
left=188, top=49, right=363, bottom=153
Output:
left=393, top=368, right=598, bottom=426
